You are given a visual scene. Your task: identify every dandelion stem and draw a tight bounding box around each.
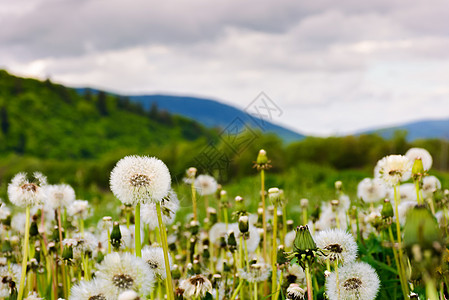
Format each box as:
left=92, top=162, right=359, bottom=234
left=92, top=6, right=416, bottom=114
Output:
left=156, top=201, right=174, bottom=300
left=271, top=205, right=278, bottom=300
left=57, top=207, right=68, bottom=298
left=305, top=261, right=313, bottom=300
left=334, top=259, right=340, bottom=300
left=282, top=205, right=287, bottom=245
left=191, top=180, right=197, bottom=221
left=17, top=205, right=30, bottom=300
left=254, top=281, right=258, bottom=300
left=230, top=279, right=244, bottom=300
left=135, top=203, right=142, bottom=257
left=261, top=169, right=267, bottom=261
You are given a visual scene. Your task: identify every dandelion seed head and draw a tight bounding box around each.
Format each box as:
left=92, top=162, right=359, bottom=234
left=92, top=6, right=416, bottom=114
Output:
left=357, top=178, right=386, bottom=203
left=140, top=189, right=179, bottom=230
left=110, top=156, right=171, bottom=205
left=315, top=229, right=357, bottom=264
left=141, top=246, right=172, bottom=280
left=375, top=155, right=412, bottom=187
left=0, top=264, right=21, bottom=298
left=326, top=262, right=380, bottom=300
left=45, top=184, right=75, bottom=209
left=67, top=200, right=90, bottom=218
left=8, top=172, right=47, bottom=207
left=69, top=278, right=115, bottom=300
left=238, top=261, right=271, bottom=283
left=180, top=274, right=212, bottom=299
left=194, top=175, right=218, bottom=196
left=422, top=176, right=441, bottom=198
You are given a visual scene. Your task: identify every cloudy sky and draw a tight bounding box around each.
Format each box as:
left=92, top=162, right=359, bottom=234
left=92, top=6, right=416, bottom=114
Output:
left=2, top=0, right=449, bottom=136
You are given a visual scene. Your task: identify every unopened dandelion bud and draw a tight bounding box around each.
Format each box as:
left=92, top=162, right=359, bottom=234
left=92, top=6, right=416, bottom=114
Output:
left=103, top=216, right=112, bottom=222
left=10, top=235, right=20, bottom=245
left=410, top=292, right=420, bottom=299
left=2, top=238, right=12, bottom=254
left=293, top=225, right=317, bottom=254
left=403, top=205, right=442, bottom=251
left=268, top=187, right=281, bottom=206
left=412, top=158, right=424, bottom=179
left=235, top=195, right=245, bottom=211
left=330, top=199, right=339, bottom=208
left=444, top=189, right=449, bottom=197
left=202, top=245, right=210, bottom=260
left=34, top=247, right=41, bottom=263
left=220, top=190, right=227, bottom=203
left=286, top=283, right=305, bottom=300
left=324, top=270, right=331, bottom=277
left=110, top=221, right=122, bottom=250
left=193, top=259, right=201, bottom=274
left=239, top=215, right=249, bottom=233
left=300, top=199, right=309, bottom=209
left=190, top=220, right=200, bottom=235
left=335, top=181, right=342, bottom=191
left=29, top=220, right=39, bottom=237
left=62, top=245, right=73, bottom=261
left=212, top=274, right=221, bottom=288
left=277, top=245, right=288, bottom=265
left=208, top=207, right=217, bottom=224
left=223, top=260, right=231, bottom=273
left=256, top=149, right=268, bottom=164
left=187, top=167, right=197, bottom=178
left=227, top=231, right=237, bottom=252
left=381, top=199, right=394, bottom=219
left=287, top=220, right=294, bottom=231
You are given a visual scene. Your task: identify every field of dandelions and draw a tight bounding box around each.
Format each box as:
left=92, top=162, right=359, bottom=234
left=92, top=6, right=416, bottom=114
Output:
left=0, top=147, right=448, bottom=300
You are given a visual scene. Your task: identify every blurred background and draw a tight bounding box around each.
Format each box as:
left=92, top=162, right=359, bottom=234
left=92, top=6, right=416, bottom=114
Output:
left=1, top=0, right=449, bottom=218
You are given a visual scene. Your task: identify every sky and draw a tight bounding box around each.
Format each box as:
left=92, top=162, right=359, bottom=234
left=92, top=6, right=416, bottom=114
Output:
left=1, top=0, right=449, bottom=136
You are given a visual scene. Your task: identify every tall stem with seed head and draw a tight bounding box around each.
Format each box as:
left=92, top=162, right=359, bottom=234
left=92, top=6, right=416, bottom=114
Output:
left=17, top=205, right=30, bottom=300
left=157, top=201, right=174, bottom=300
left=271, top=205, right=278, bottom=300
left=261, top=169, right=267, bottom=261
left=135, top=203, right=142, bottom=257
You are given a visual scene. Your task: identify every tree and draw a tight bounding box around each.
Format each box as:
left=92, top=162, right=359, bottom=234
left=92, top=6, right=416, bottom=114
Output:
left=0, top=106, right=9, bottom=135
left=97, top=91, right=108, bottom=116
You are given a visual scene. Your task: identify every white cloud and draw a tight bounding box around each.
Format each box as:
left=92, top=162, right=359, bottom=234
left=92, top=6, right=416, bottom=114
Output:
left=2, top=0, right=449, bottom=135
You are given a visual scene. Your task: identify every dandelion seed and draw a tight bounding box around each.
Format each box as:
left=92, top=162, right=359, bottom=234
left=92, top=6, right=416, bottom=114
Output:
left=8, top=172, right=47, bottom=207
left=315, top=229, right=358, bottom=264
left=375, top=155, right=412, bottom=187
left=110, top=156, right=171, bottom=205
left=180, top=274, right=212, bottom=299
left=326, top=262, right=380, bottom=300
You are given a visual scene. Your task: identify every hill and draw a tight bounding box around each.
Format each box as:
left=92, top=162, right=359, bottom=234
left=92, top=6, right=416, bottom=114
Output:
left=128, top=94, right=304, bottom=143
left=0, top=70, right=214, bottom=159
left=361, top=118, right=449, bottom=140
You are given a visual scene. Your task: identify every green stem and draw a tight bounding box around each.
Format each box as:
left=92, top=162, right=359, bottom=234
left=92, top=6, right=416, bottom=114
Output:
left=254, top=281, right=258, bottom=300
left=57, top=207, right=68, bottom=298
left=261, top=169, right=267, bottom=261
left=156, top=201, right=174, bottom=300
left=231, top=279, right=244, bottom=300
left=271, top=206, right=278, bottom=300
left=135, top=203, right=141, bottom=257
left=334, top=259, right=340, bottom=300
left=191, top=181, right=197, bottom=222
left=414, top=180, right=422, bottom=205
left=17, top=206, right=30, bottom=300
left=282, top=206, right=287, bottom=245
left=305, top=261, right=313, bottom=300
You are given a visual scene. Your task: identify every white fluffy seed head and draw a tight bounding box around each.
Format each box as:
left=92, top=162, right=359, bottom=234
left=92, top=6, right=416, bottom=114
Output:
left=405, top=147, right=433, bottom=171
left=315, top=229, right=358, bottom=265
left=141, top=246, right=172, bottom=280
left=110, top=156, right=171, bottom=205
left=326, top=262, right=380, bottom=300
left=96, top=252, right=154, bottom=297
left=422, top=176, right=441, bottom=198
left=8, top=172, right=47, bottom=207
left=118, top=290, right=140, bottom=300
left=239, top=262, right=272, bottom=283
left=0, top=264, right=21, bottom=298
left=357, top=178, right=387, bottom=203
left=194, top=174, right=218, bottom=196
left=67, top=200, right=90, bottom=218
left=69, top=278, right=116, bottom=300
left=180, top=274, right=212, bottom=299
left=45, top=184, right=75, bottom=209
left=374, top=155, right=412, bottom=187
left=140, top=189, right=179, bottom=230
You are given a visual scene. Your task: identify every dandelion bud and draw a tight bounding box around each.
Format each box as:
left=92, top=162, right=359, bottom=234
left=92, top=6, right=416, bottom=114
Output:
left=29, top=220, right=39, bottom=237
left=287, top=220, right=294, bottom=231
left=410, top=292, right=420, bottom=299
left=381, top=199, right=394, bottom=219
left=1, top=238, right=12, bottom=255
left=193, top=259, right=201, bottom=274
left=324, top=270, right=331, bottom=277
left=330, top=199, right=339, bottom=208
left=411, top=158, right=424, bottom=179
left=335, top=181, right=342, bottom=191
left=256, top=149, right=268, bottom=164
left=300, top=198, right=309, bottom=209
left=62, top=245, right=73, bottom=261
left=239, top=215, right=249, bottom=233
left=293, top=225, right=317, bottom=254
left=208, top=207, right=217, bottom=224
left=235, top=196, right=245, bottom=211
left=190, top=220, right=200, bottom=235
left=202, top=245, right=210, bottom=260
left=186, top=167, right=197, bottom=179
left=277, top=245, right=288, bottom=265
left=444, top=189, right=449, bottom=197
left=268, top=187, right=281, bottom=206
left=223, top=260, right=231, bottom=273
left=286, top=283, right=305, bottom=300
left=220, top=190, right=227, bottom=202
left=10, top=236, right=20, bottom=245
left=103, top=216, right=112, bottom=222
left=212, top=274, right=221, bottom=288
left=110, top=221, right=122, bottom=250
left=227, top=231, right=237, bottom=253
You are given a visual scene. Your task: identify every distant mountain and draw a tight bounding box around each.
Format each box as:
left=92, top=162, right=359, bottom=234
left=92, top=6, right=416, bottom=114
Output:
left=361, top=118, right=449, bottom=140
left=127, top=94, right=305, bottom=142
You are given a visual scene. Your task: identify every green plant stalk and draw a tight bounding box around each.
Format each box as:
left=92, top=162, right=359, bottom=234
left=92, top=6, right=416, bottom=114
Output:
left=57, top=207, right=68, bottom=298
left=17, top=205, right=30, bottom=300
left=254, top=281, right=258, bottom=300
left=107, top=228, right=112, bottom=254
left=334, top=259, right=340, bottom=300
left=205, top=195, right=210, bottom=219
left=393, top=185, right=409, bottom=299
left=135, top=203, right=142, bottom=257
left=302, top=209, right=308, bottom=227
left=244, top=238, right=250, bottom=271
left=271, top=205, right=278, bottom=300
left=424, top=274, right=439, bottom=300
left=282, top=205, right=287, bottom=245
left=261, top=169, right=267, bottom=261
left=305, top=261, right=313, bottom=300
left=191, top=181, right=197, bottom=222
left=231, top=279, right=244, bottom=300
left=224, top=206, right=229, bottom=231
left=274, top=270, right=283, bottom=300
left=156, top=201, right=174, bottom=300
left=239, top=236, right=244, bottom=269
left=388, top=226, right=408, bottom=300
left=80, top=218, right=84, bottom=238
left=414, top=180, right=422, bottom=205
